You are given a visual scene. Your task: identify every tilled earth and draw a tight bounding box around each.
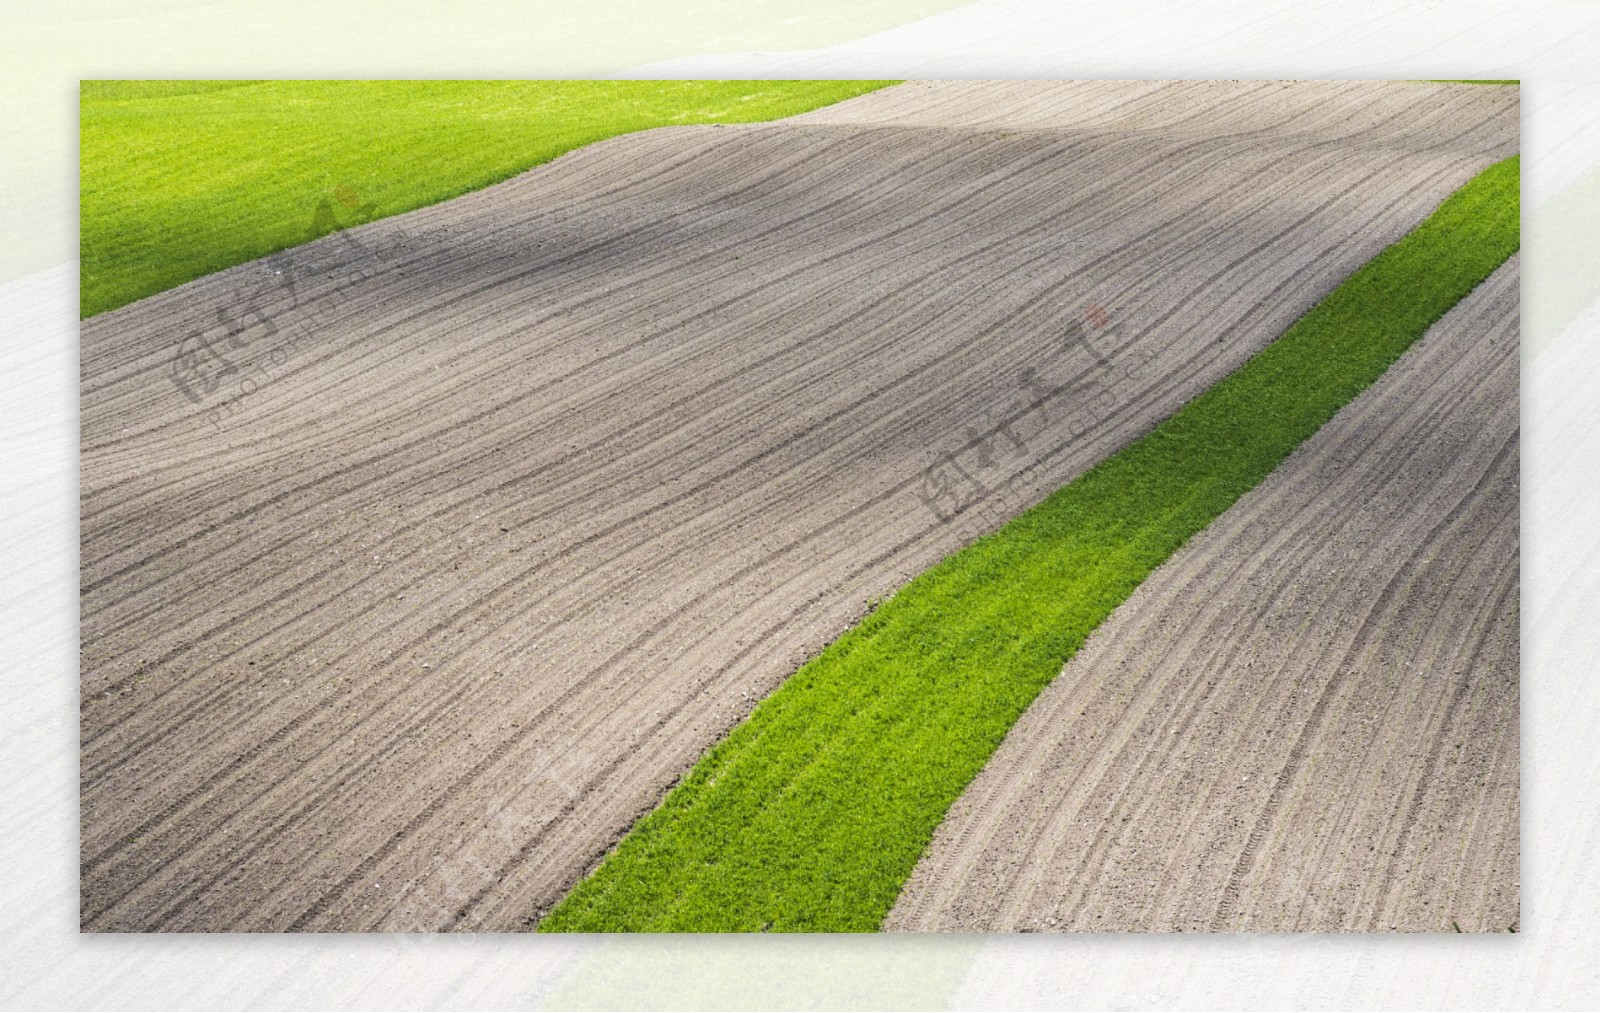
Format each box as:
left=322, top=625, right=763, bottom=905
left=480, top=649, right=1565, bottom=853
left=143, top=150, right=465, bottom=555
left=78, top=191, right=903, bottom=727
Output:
left=80, top=80, right=1517, bottom=931
left=888, top=259, right=1520, bottom=933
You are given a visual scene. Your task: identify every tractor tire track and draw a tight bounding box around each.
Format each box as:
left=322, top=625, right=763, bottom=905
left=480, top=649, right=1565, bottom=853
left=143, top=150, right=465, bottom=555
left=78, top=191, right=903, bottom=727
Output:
left=887, top=257, right=1520, bottom=933
left=81, top=80, right=1516, bottom=931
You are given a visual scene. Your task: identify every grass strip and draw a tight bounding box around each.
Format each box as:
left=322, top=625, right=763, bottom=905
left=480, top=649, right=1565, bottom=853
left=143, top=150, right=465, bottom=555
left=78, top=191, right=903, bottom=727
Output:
left=79, top=80, right=894, bottom=318
left=539, top=154, right=1521, bottom=932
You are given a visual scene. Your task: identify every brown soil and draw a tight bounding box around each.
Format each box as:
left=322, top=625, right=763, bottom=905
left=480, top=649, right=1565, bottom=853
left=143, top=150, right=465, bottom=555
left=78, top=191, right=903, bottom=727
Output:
left=887, top=258, right=1520, bottom=933
left=79, top=81, right=1517, bottom=931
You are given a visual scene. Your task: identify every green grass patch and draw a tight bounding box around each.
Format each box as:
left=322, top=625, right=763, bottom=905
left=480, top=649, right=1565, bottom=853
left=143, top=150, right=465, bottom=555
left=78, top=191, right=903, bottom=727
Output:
left=79, top=79, right=894, bottom=318
left=539, top=155, right=1521, bottom=932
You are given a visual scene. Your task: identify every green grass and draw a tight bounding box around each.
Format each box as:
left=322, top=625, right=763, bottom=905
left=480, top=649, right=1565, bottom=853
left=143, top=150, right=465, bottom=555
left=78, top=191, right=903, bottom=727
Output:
left=79, top=79, right=894, bottom=318
left=539, top=155, right=1521, bottom=933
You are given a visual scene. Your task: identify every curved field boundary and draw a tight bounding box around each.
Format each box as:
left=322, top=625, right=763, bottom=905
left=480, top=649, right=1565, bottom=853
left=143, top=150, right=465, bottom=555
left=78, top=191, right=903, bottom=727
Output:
left=80, top=81, right=1516, bottom=932
left=888, top=257, right=1520, bottom=933
left=79, top=80, right=895, bottom=318
left=540, top=155, right=1520, bottom=932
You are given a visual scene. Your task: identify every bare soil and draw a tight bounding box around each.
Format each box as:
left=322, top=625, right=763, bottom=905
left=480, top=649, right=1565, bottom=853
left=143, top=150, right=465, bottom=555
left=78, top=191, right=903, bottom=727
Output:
left=887, top=258, right=1520, bottom=933
left=79, top=81, right=1517, bottom=931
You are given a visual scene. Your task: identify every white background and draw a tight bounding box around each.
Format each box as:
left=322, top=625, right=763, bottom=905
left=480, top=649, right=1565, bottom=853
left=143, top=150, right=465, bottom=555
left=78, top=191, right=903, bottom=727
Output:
left=4, top=1, right=1599, bottom=1008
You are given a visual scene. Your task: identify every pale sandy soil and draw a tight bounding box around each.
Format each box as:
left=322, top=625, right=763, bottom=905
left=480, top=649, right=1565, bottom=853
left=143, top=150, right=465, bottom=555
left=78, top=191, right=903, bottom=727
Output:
left=79, top=81, right=1516, bottom=931
left=888, top=258, right=1520, bottom=933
